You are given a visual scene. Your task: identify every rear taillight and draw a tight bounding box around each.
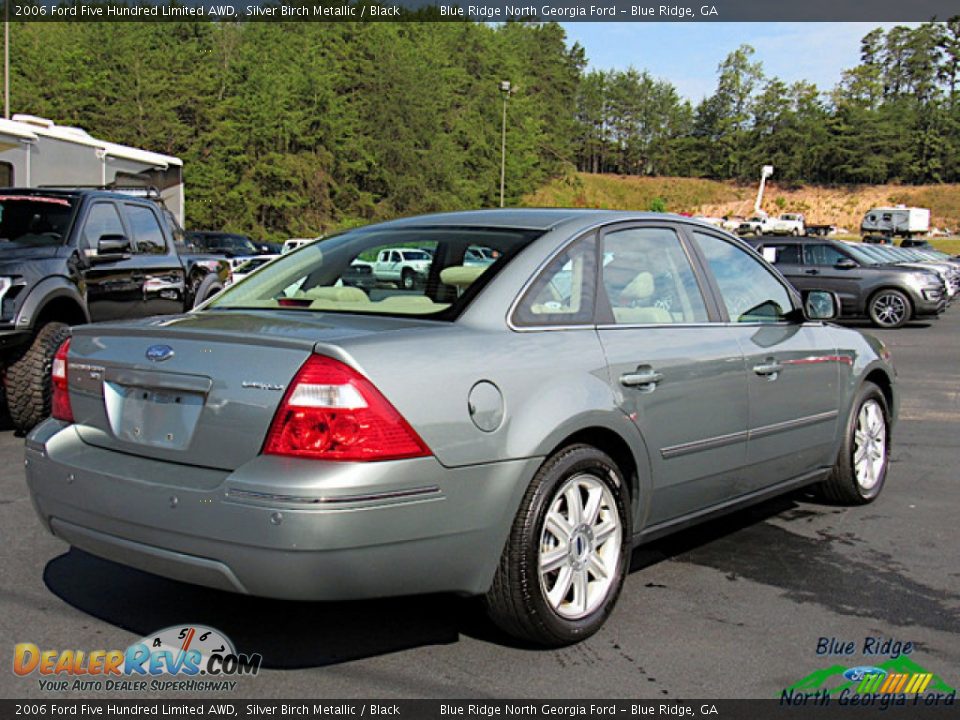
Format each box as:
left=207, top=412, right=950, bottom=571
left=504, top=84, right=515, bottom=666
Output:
left=51, top=337, right=73, bottom=423
left=263, top=355, right=430, bottom=462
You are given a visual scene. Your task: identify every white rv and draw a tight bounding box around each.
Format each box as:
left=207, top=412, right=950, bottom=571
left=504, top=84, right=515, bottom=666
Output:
left=861, top=206, right=930, bottom=239
left=0, top=114, right=184, bottom=226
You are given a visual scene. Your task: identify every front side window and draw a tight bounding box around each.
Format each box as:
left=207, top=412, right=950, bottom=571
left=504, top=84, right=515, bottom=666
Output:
left=693, top=231, right=794, bottom=323
left=513, top=233, right=597, bottom=327
left=210, top=225, right=541, bottom=320
left=81, top=202, right=125, bottom=250
left=804, top=243, right=848, bottom=266
left=601, top=227, right=708, bottom=324
left=125, top=204, right=168, bottom=255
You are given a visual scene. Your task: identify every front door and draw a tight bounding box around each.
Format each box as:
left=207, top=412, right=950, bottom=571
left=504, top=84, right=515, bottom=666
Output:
left=689, top=230, right=841, bottom=486
left=596, top=224, right=751, bottom=526
left=80, top=201, right=144, bottom=323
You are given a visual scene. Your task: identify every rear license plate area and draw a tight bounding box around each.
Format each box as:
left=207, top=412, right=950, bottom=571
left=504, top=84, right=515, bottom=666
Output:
left=104, top=382, right=204, bottom=450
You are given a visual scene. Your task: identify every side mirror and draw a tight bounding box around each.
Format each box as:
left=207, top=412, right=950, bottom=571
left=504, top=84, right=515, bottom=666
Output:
left=803, top=290, right=839, bottom=321
left=834, top=258, right=857, bottom=270
left=87, top=235, right=131, bottom=263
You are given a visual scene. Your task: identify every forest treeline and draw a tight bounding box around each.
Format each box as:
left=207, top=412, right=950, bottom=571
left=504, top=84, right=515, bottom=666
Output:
left=9, top=20, right=960, bottom=239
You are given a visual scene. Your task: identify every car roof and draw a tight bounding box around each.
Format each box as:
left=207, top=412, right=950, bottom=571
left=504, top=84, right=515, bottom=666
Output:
left=359, top=208, right=729, bottom=234
left=0, top=187, right=156, bottom=203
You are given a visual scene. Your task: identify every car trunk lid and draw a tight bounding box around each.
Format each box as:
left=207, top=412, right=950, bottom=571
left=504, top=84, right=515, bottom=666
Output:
left=66, top=310, right=430, bottom=471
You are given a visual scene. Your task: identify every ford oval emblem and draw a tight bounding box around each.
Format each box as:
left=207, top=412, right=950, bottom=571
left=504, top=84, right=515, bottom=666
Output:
left=146, top=344, right=175, bottom=363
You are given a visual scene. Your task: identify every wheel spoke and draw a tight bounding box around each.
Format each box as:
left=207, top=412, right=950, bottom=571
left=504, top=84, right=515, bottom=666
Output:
left=547, top=565, right=573, bottom=608
left=594, top=520, right=618, bottom=545
left=583, top=486, right=603, bottom=527
left=572, top=569, right=589, bottom=616
left=564, top=485, right=584, bottom=526
left=587, top=551, right=609, bottom=581
left=545, top=510, right=573, bottom=541
left=539, top=546, right=568, bottom=574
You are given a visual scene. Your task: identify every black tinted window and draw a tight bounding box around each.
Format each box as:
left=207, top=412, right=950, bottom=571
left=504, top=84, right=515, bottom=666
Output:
left=82, top=203, right=125, bottom=249
left=760, top=243, right=802, bottom=265
left=125, top=205, right=167, bottom=255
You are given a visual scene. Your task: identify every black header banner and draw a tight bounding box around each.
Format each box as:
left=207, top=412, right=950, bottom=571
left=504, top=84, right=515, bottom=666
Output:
left=4, top=0, right=960, bottom=22
left=2, top=699, right=959, bottom=719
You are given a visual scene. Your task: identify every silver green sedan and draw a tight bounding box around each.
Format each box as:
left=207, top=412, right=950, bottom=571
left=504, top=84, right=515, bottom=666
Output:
left=25, top=210, right=897, bottom=646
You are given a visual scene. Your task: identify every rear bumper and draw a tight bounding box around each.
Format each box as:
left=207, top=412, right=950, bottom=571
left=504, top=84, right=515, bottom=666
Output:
left=25, top=420, right=539, bottom=600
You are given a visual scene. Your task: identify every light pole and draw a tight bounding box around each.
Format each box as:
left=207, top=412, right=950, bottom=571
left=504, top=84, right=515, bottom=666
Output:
left=4, top=1, right=9, bottom=119
left=499, top=80, right=512, bottom=208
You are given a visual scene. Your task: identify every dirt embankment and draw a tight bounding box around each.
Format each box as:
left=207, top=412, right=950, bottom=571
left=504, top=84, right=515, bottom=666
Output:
left=524, top=173, right=960, bottom=233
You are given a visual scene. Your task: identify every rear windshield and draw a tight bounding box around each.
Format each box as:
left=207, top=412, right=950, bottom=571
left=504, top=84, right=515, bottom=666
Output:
left=207, top=225, right=542, bottom=319
left=0, top=195, right=76, bottom=247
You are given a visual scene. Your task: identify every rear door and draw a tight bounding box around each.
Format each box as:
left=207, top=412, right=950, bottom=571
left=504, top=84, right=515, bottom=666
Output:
left=122, top=202, right=187, bottom=316
left=80, top=200, right=144, bottom=322
left=595, top=223, right=751, bottom=525
left=688, top=230, right=841, bottom=487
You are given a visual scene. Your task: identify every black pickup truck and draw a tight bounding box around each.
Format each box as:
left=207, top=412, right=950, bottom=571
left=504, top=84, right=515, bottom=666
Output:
left=0, top=188, right=231, bottom=431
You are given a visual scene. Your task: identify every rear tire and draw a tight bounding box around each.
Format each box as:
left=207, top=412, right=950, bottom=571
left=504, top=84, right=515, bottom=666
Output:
left=818, top=382, right=890, bottom=505
left=401, top=268, right=415, bottom=290
left=3, top=322, right=71, bottom=433
left=868, top=288, right=911, bottom=329
left=483, top=444, right=631, bottom=646
left=193, top=274, right=224, bottom=308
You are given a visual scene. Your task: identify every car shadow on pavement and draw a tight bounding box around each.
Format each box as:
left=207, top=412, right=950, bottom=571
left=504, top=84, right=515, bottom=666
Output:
left=44, top=492, right=816, bottom=664
left=43, top=549, right=464, bottom=669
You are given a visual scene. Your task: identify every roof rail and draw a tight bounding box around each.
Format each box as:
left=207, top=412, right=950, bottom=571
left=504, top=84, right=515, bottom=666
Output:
left=37, top=184, right=162, bottom=199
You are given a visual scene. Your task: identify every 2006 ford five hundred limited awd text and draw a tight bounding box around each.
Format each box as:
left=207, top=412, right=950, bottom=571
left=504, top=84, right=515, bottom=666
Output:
left=25, top=210, right=897, bottom=646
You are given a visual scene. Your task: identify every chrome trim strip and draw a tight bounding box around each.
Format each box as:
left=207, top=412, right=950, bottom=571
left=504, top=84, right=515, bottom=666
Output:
left=660, top=410, right=839, bottom=459
left=225, top=485, right=442, bottom=506
left=747, top=410, right=839, bottom=440
left=661, top=430, right=749, bottom=459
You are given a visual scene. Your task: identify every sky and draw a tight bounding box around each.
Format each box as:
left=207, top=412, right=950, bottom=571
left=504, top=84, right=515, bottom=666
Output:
left=561, top=22, right=918, bottom=101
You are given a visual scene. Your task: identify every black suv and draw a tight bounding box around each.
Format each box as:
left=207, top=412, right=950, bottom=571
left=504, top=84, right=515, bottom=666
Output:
left=747, top=236, right=946, bottom=329
left=0, top=189, right=231, bottom=431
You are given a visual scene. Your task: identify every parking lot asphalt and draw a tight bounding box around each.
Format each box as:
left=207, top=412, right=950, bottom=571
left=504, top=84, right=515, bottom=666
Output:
left=1, top=312, right=958, bottom=700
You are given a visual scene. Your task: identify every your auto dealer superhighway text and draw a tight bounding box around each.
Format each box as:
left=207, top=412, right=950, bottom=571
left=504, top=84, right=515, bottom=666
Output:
left=441, top=5, right=717, bottom=18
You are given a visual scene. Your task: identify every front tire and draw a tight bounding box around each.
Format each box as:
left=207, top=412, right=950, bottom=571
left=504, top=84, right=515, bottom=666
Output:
left=3, top=322, right=71, bottom=433
left=818, top=382, right=890, bottom=505
left=483, top=444, right=631, bottom=646
left=868, top=288, right=911, bottom=328
left=193, top=274, right=224, bottom=308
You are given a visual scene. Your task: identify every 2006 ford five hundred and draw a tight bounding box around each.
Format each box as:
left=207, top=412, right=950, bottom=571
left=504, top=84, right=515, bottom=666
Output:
left=26, top=210, right=896, bottom=646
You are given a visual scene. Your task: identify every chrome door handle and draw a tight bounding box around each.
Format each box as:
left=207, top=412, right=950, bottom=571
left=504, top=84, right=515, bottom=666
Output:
left=753, top=360, right=783, bottom=378
left=620, top=369, right=664, bottom=391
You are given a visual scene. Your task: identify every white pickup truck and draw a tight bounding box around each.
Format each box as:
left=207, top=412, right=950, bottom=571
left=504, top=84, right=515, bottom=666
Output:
left=737, top=213, right=805, bottom=236
left=372, top=247, right=432, bottom=289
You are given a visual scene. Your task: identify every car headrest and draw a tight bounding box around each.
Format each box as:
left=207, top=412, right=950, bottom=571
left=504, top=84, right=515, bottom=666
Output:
left=620, top=271, right=655, bottom=301
left=301, top=286, right=369, bottom=302
left=440, top=265, right=486, bottom=290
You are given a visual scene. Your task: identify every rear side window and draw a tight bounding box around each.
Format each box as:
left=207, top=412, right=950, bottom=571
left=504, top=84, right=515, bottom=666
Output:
left=125, top=204, right=168, bottom=255
left=693, top=231, right=794, bottom=323
left=513, top=234, right=597, bottom=327
left=762, top=243, right=802, bottom=265
left=601, top=227, right=708, bottom=324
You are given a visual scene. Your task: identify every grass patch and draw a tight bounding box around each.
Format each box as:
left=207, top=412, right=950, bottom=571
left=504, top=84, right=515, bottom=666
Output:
left=521, top=173, right=745, bottom=214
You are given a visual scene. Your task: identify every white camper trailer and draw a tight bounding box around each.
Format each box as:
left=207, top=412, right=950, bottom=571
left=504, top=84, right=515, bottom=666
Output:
left=0, top=114, right=184, bottom=226
left=861, top=206, right=930, bottom=239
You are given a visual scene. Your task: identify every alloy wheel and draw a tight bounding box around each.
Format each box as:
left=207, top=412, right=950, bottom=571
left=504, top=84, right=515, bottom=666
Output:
left=538, top=473, right=622, bottom=620
left=872, top=293, right=907, bottom=327
left=854, top=399, right=887, bottom=492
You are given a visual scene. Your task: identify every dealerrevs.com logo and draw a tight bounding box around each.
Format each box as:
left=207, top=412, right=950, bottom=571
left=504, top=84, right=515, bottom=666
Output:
left=13, top=625, right=262, bottom=692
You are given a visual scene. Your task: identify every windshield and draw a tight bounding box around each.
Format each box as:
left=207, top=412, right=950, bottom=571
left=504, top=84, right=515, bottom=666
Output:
left=208, top=225, right=542, bottom=319
left=843, top=243, right=880, bottom=265
left=0, top=196, right=76, bottom=246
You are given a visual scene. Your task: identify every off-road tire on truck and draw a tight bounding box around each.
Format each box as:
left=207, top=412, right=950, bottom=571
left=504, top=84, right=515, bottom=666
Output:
left=193, top=273, right=225, bottom=308
left=3, top=322, right=70, bottom=433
